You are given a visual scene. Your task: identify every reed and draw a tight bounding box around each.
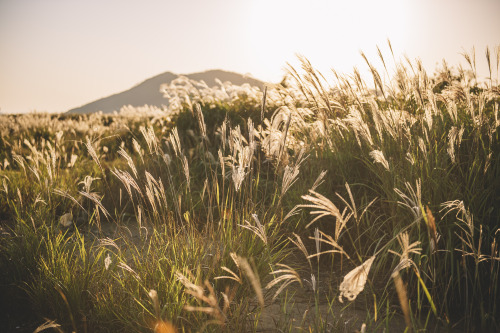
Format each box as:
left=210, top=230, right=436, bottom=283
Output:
left=1, top=44, right=499, bottom=332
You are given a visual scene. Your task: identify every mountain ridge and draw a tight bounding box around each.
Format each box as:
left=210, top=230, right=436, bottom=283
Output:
left=67, top=69, right=265, bottom=114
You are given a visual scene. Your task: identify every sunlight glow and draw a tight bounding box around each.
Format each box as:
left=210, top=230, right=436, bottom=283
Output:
left=0, top=0, right=498, bottom=113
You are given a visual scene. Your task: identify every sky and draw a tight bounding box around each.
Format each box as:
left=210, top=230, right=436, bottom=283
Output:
left=0, top=0, right=499, bottom=114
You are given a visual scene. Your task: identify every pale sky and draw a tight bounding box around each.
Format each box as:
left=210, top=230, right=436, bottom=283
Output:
left=0, top=0, right=499, bottom=114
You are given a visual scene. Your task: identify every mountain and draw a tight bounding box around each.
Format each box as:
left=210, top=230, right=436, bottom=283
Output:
left=66, top=70, right=265, bottom=114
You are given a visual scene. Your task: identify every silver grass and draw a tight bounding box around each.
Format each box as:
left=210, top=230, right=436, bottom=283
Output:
left=67, top=154, right=78, bottom=168
left=78, top=190, right=110, bottom=219
left=132, top=138, right=144, bottom=163
left=79, top=175, right=99, bottom=193
left=85, top=138, right=103, bottom=172
left=144, top=181, right=158, bottom=216
left=2, top=158, right=10, bottom=170
left=140, top=125, right=159, bottom=155
left=104, top=253, right=112, bottom=270
left=53, top=188, right=85, bottom=211
left=1, top=177, right=9, bottom=195
left=169, top=127, right=182, bottom=157
left=338, top=256, right=375, bottom=303
left=176, top=271, right=229, bottom=325
left=33, top=319, right=62, bottom=333
left=111, top=168, right=143, bottom=199
left=395, top=179, right=422, bottom=220
left=369, top=150, right=390, bottom=171
left=288, top=233, right=311, bottom=268
left=301, top=190, right=347, bottom=239
left=406, top=152, right=415, bottom=165
left=424, top=104, right=433, bottom=130
left=282, top=205, right=301, bottom=223
left=214, top=266, right=242, bottom=284
left=308, top=230, right=349, bottom=260
left=162, top=153, right=172, bottom=166
left=218, top=149, right=225, bottom=178
left=344, top=107, right=373, bottom=147
left=181, top=154, right=190, bottom=188
left=280, top=148, right=306, bottom=198
left=216, top=118, right=228, bottom=149
left=118, top=147, right=138, bottom=178
left=99, top=237, right=121, bottom=253
left=238, top=214, right=267, bottom=244
left=440, top=200, right=473, bottom=236
left=16, top=187, right=23, bottom=207
left=388, top=232, right=422, bottom=278
left=12, top=153, right=26, bottom=174
left=314, top=228, right=321, bottom=263
left=418, top=137, right=428, bottom=160
left=266, top=264, right=302, bottom=300
left=232, top=254, right=264, bottom=307
left=231, top=165, right=246, bottom=192
left=195, top=103, right=207, bottom=140
left=118, top=262, right=141, bottom=281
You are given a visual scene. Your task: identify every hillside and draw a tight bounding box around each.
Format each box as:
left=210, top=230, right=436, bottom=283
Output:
left=67, top=69, right=265, bottom=114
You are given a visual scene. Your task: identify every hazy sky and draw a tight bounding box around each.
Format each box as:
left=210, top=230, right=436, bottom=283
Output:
left=0, top=0, right=499, bottom=114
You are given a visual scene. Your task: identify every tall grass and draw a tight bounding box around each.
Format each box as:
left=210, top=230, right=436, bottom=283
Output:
left=1, top=45, right=499, bottom=332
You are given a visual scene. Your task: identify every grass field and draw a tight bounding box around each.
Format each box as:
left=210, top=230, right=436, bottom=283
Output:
left=1, top=46, right=499, bottom=332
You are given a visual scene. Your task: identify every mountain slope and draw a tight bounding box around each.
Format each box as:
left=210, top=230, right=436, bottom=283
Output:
left=67, top=70, right=265, bottom=114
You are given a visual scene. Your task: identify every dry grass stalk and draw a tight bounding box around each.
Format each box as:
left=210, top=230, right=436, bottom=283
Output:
left=314, top=228, right=321, bottom=264
left=338, top=256, right=375, bottom=303
left=310, top=170, right=327, bottom=192
left=99, top=237, right=121, bottom=253
left=181, top=155, right=190, bottom=188
left=280, top=148, right=306, bottom=198
left=288, top=233, right=311, bottom=268
left=231, top=254, right=264, bottom=307
left=336, top=183, right=377, bottom=225
left=118, top=146, right=138, bottom=178
left=282, top=205, right=301, bottom=223
left=132, top=138, right=145, bottom=163
left=369, top=150, right=390, bottom=171
left=231, top=164, right=246, bottom=192
left=140, top=125, right=159, bottom=154
left=393, top=271, right=411, bottom=331
left=53, top=188, right=85, bottom=211
left=301, top=190, right=344, bottom=232
left=169, top=127, right=182, bottom=157
left=261, top=86, right=267, bottom=121
left=33, top=319, right=63, bottom=333
left=176, top=271, right=235, bottom=327
left=111, top=168, right=143, bottom=199
left=395, top=179, right=422, bottom=220
left=118, top=262, right=141, bottom=281
left=149, top=289, right=178, bottom=333
left=238, top=214, right=267, bottom=244
left=78, top=190, right=110, bottom=220
left=149, top=289, right=161, bottom=319
left=389, top=232, right=421, bottom=277
left=426, top=206, right=438, bottom=252
left=266, top=264, right=302, bottom=300
left=308, top=229, right=349, bottom=260
left=85, top=138, right=103, bottom=172
left=195, top=103, right=207, bottom=140
left=214, top=266, right=242, bottom=284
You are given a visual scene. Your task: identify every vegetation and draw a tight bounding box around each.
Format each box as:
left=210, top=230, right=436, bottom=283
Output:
left=1, top=45, right=500, bottom=332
